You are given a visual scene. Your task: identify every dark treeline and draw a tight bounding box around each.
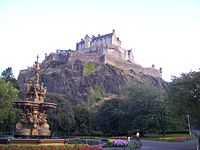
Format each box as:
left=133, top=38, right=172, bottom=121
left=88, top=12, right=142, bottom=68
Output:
left=1, top=67, right=200, bottom=136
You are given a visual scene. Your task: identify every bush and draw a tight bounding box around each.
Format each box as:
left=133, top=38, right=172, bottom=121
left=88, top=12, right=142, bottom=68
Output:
left=106, top=140, right=113, bottom=147
left=83, top=62, right=98, bottom=75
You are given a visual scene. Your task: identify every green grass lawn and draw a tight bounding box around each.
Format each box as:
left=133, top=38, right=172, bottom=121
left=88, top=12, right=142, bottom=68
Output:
left=141, top=134, right=194, bottom=142
left=109, top=134, right=194, bottom=142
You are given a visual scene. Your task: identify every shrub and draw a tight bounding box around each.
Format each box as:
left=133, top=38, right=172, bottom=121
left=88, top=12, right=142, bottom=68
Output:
left=83, top=62, right=98, bottom=75
left=106, top=140, right=113, bottom=147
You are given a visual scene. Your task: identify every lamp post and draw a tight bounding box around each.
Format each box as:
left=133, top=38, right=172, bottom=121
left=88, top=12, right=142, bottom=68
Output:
left=186, top=115, right=191, bottom=135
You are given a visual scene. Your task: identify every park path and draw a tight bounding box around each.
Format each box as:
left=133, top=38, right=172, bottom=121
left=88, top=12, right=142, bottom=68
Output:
left=104, top=140, right=198, bottom=150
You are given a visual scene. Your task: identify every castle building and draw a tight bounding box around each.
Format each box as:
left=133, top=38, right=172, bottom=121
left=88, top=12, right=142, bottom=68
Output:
left=76, top=30, right=134, bottom=63
left=43, top=30, right=162, bottom=78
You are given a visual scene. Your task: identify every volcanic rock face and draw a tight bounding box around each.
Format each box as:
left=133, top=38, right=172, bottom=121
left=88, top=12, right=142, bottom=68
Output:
left=18, top=60, right=168, bottom=105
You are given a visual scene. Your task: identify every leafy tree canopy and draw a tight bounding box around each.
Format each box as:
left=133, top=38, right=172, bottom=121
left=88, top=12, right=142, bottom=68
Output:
left=46, top=93, right=75, bottom=136
left=73, top=105, right=94, bottom=135
left=122, top=83, right=172, bottom=134
left=96, top=83, right=173, bottom=135
left=95, top=98, right=122, bottom=135
left=1, top=67, right=14, bottom=80
left=0, top=78, right=19, bottom=133
left=1, top=67, right=18, bottom=89
left=169, top=71, right=200, bottom=125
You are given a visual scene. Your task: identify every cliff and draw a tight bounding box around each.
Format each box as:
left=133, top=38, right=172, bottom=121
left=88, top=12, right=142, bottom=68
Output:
left=17, top=59, right=168, bottom=105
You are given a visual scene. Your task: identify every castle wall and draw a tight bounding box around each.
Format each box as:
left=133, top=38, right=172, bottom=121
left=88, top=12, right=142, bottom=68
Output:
left=47, top=53, right=69, bottom=63
left=104, top=53, right=161, bottom=78
left=104, top=48, right=125, bottom=61
left=84, top=35, right=91, bottom=48
left=44, top=51, right=161, bottom=78
left=69, top=52, right=100, bottom=64
left=91, top=36, right=112, bottom=49
left=77, top=48, right=91, bottom=53
left=112, top=32, right=121, bottom=47
left=142, top=67, right=162, bottom=78
left=78, top=41, right=85, bottom=50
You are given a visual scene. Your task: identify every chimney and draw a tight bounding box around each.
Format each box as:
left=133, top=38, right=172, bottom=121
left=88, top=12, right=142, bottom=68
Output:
left=159, top=67, right=162, bottom=73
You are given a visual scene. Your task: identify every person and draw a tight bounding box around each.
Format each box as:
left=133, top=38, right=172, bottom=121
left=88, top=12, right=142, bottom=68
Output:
left=136, top=132, right=140, bottom=138
left=135, top=132, right=142, bottom=148
left=127, top=136, right=131, bottom=142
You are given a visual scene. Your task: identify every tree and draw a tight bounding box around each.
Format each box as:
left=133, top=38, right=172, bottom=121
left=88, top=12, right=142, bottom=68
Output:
left=73, top=105, right=94, bottom=135
left=0, top=78, right=19, bottom=134
left=1, top=67, right=14, bottom=80
left=94, top=83, right=172, bottom=135
left=1, top=67, right=18, bottom=89
left=46, top=93, right=75, bottom=136
left=121, top=83, right=172, bottom=134
left=95, top=98, right=123, bottom=135
left=169, top=71, right=200, bottom=127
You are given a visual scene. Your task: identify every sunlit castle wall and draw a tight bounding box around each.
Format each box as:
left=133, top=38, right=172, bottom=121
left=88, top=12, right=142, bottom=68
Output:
left=111, top=30, right=121, bottom=48
left=69, top=52, right=100, bottom=64
left=104, top=51, right=162, bottom=78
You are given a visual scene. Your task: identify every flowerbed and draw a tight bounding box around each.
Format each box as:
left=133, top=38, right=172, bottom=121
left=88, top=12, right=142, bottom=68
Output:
left=112, top=139, right=128, bottom=147
left=0, top=145, right=104, bottom=150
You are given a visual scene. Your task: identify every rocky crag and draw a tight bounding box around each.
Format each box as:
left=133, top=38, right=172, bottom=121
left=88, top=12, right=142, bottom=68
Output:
left=18, top=57, right=168, bottom=105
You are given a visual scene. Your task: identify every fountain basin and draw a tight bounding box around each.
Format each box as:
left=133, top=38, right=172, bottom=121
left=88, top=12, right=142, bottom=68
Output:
left=13, top=101, right=57, bottom=137
left=13, top=101, right=57, bottom=110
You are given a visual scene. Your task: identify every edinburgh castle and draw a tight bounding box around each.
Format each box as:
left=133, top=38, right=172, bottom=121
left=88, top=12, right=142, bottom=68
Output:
left=22, top=30, right=162, bottom=78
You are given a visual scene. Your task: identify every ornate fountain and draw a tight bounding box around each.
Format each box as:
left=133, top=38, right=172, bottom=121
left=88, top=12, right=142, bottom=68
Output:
left=13, top=57, right=57, bottom=138
left=0, top=57, right=81, bottom=144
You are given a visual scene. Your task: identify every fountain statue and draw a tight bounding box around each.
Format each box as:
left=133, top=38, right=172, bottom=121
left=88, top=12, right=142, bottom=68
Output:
left=13, top=56, right=57, bottom=137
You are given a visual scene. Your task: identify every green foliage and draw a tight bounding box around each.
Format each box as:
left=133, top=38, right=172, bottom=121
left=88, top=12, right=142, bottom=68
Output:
left=95, top=98, right=123, bottom=135
left=73, top=105, right=95, bottom=135
left=83, top=62, right=98, bottom=75
left=88, top=86, right=103, bottom=105
left=1, top=67, right=14, bottom=79
left=46, top=93, right=75, bottom=136
left=96, top=83, right=173, bottom=135
left=106, top=140, right=113, bottom=147
left=0, top=78, right=19, bottom=134
left=122, top=83, right=172, bottom=134
left=169, top=71, right=200, bottom=126
left=1, top=67, right=19, bottom=89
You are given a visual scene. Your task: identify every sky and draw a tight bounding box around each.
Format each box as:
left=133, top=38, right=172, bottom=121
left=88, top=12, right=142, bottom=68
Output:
left=0, top=0, right=200, bottom=81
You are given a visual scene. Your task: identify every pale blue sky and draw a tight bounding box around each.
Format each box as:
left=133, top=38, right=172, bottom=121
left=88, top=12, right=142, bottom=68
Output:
left=0, top=0, right=200, bottom=81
